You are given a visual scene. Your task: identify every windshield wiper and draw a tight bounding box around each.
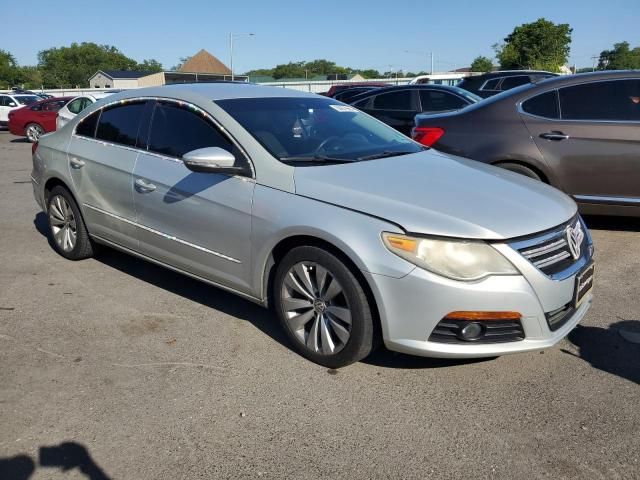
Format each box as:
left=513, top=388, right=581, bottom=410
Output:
left=279, top=155, right=355, bottom=164
left=356, top=150, right=420, bottom=161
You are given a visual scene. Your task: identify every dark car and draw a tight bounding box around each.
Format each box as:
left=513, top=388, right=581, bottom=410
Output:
left=8, top=96, right=73, bottom=142
left=332, top=86, right=381, bottom=103
left=413, top=71, right=640, bottom=216
left=349, top=85, right=480, bottom=136
left=457, top=70, right=558, bottom=98
left=324, top=82, right=389, bottom=98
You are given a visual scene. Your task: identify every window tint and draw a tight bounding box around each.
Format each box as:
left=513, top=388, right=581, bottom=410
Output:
left=522, top=91, right=559, bottom=119
left=560, top=80, right=640, bottom=121
left=42, top=99, right=68, bottom=112
left=372, top=90, right=412, bottom=110
left=67, top=98, right=85, bottom=114
left=148, top=102, right=233, bottom=158
left=500, top=76, right=530, bottom=90
left=76, top=110, right=101, bottom=138
left=481, top=78, right=500, bottom=91
left=96, top=102, right=146, bottom=147
left=419, top=90, right=468, bottom=112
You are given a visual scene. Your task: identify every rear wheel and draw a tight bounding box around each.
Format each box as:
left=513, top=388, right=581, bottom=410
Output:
left=25, top=123, right=44, bottom=143
left=495, top=162, right=542, bottom=182
left=47, top=186, right=95, bottom=260
left=273, top=246, right=376, bottom=368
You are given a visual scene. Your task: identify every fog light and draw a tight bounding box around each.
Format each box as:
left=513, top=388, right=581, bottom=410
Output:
left=458, top=322, right=484, bottom=341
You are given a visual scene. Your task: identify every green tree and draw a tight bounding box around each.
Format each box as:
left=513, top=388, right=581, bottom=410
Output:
left=494, top=18, right=572, bottom=72
left=17, top=66, right=44, bottom=89
left=137, top=59, right=163, bottom=72
left=0, top=49, right=20, bottom=88
left=470, top=55, right=494, bottom=72
left=354, top=69, right=381, bottom=79
left=38, top=42, right=139, bottom=87
left=170, top=56, right=191, bottom=71
left=598, top=42, right=640, bottom=70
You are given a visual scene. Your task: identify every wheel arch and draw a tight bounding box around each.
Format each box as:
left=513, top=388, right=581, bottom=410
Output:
left=491, top=159, right=550, bottom=184
left=262, top=234, right=382, bottom=341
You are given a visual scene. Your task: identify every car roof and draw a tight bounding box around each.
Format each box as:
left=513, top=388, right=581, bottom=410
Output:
left=347, top=84, right=470, bottom=102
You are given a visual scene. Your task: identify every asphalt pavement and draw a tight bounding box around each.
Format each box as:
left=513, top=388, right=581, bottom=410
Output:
left=0, top=130, right=638, bottom=479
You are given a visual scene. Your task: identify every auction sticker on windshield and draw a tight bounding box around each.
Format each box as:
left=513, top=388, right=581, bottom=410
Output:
left=329, top=105, right=358, bottom=112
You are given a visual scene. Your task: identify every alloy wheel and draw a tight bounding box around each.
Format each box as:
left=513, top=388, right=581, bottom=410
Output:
left=281, top=261, right=352, bottom=355
left=49, top=195, right=77, bottom=252
left=26, top=124, right=44, bottom=142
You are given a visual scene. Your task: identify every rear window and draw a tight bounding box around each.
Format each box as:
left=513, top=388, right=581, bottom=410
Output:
left=522, top=91, right=559, bottom=119
left=15, top=95, right=40, bottom=105
left=95, top=101, right=146, bottom=147
left=481, top=78, right=500, bottom=91
left=500, top=76, right=531, bottom=90
left=419, top=90, right=469, bottom=112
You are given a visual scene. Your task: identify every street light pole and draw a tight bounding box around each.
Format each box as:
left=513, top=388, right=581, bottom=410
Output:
left=229, top=32, right=254, bottom=81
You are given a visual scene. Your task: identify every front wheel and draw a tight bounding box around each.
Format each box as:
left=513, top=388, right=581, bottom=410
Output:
left=273, top=246, right=376, bottom=368
left=25, top=123, right=44, bottom=143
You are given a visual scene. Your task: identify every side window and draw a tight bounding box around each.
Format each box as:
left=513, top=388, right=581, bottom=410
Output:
left=560, top=80, right=640, bottom=121
left=42, top=100, right=67, bottom=112
left=95, top=101, right=146, bottom=147
left=372, top=90, right=412, bottom=110
left=500, top=76, right=530, bottom=90
left=0, top=96, right=7, bottom=106
left=521, top=91, right=559, bottom=119
left=148, top=102, right=234, bottom=158
left=75, top=110, right=101, bottom=138
left=67, top=98, right=85, bottom=114
left=419, top=90, right=468, bottom=112
left=481, top=78, right=500, bottom=91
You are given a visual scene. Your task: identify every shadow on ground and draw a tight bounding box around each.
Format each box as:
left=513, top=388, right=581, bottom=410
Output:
left=0, top=442, right=110, bottom=479
left=583, top=215, right=640, bottom=232
left=563, top=320, right=640, bottom=385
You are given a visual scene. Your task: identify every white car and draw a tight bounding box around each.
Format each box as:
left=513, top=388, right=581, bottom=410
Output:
left=0, top=93, right=42, bottom=127
left=56, top=93, right=111, bottom=130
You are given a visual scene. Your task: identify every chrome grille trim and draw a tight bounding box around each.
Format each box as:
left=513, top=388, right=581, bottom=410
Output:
left=533, top=250, right=571, bottom=268
left=520, top=237, right=567, bottom=259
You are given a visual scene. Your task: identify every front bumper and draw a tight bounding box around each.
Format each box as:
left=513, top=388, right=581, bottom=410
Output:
left=366, top=242, right=593, bottom=358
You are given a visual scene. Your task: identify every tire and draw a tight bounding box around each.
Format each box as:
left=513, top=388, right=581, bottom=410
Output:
left=496, top=162, right=542, bottom=181
left=46, top=186, right=95, bottom=260
left=273, top=246, right=376, bottom=368
left=25, top=123, right=44, bottom=143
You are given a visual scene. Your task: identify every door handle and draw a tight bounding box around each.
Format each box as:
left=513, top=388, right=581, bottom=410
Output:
left=134, top=178, right=156, bottom=193
left=540, top=131, right=570, bottom=141
left=70, top=157, right=85, bottom=169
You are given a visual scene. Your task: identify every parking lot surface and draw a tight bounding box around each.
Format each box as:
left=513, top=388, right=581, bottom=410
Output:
left=1, top=130, right=638, bottom=479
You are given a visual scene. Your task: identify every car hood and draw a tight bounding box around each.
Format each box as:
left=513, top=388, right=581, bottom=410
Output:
left=293, top=150, right=577, bottom=240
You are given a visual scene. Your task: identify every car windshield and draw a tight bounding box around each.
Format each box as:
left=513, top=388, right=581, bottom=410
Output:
left=15, top=95, right=41, bottom=105
left=216, top=97, right=424, bottom=164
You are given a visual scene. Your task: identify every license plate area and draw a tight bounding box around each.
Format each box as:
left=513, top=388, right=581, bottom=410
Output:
left=574, top=262, right=594, bottom=308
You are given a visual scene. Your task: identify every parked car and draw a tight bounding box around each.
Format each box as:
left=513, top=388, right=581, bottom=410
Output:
left=56, top=93, right=111, bottom=130
left=325, top=82, right=389, bottom=98
left=8, top=96, right=73, bottom=142
left=32, top=83, right=594, bottom=367
left=332, top=86, right=381, bottom=104
left=349, top=85, right=481, bottom=136
left=0, top=93, right=42, bottom=127
left=457, top=70, right=558, bottom=98
left=413, top=71, right=640, bottom=216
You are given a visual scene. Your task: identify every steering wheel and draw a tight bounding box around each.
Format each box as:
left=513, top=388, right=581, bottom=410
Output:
left=314, top=135, right=343, bottom=155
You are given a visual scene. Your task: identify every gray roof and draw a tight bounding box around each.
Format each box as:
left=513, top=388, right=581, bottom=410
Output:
left=97, top=70, right=152, bottom=79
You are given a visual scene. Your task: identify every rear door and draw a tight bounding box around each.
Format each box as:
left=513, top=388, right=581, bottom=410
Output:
left=521, top=79, right=640, bottom=199
left=68, top=100, right=148, bottom=248
left=357, top=89, right=418, bottom=136
left=0, top=95, right=13, bottom=123
left=132, top=100, right=255, bottom=293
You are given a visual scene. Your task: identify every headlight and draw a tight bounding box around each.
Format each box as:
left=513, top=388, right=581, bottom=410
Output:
left=382, top=232, right=518, bottom=281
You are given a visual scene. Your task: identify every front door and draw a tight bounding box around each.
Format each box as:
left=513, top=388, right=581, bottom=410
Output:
left=67, top=100, right=148, bottom=248
left=521, top=79, right=640, bottom=200
left=0, top=95, right=14, bottom=124
left=132, top=100, right=255, bottom=294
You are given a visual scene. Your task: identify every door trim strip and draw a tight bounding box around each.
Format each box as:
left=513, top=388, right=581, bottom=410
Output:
left=573, top=195, right=640, bottom=206
left=82, top=203, right=242, bottom=264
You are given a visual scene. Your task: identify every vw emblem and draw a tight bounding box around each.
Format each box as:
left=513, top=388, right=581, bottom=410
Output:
left=566, top=221, right=584, bottom=260
left=313, top=299, right=327, bottom=313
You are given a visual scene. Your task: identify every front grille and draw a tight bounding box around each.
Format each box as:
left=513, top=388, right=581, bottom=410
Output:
left=545, top=303, right=575, bottom=331
left=513, top=217, right=590, bottom=277
left=429, top=319, right=525, bottom=344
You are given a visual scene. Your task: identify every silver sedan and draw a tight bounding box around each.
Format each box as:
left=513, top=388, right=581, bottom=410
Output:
left=30, top=84, right=594, bottom=367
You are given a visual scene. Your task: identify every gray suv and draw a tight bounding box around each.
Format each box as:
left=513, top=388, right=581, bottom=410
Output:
left=31, top=84, right=594, bottom=367
left=414, top=71, right=640, bottom=217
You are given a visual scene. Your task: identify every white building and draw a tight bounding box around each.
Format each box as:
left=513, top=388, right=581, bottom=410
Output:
left=88, top=70, right=152, bottom=89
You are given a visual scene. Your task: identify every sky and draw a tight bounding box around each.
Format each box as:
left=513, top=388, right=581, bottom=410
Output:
left=2, top=0, right=639, bottom=73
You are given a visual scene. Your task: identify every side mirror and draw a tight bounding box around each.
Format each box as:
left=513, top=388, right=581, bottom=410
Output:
left=182, top=147, right=244, bottom=175
left=8, top=102, right=17, bottom=107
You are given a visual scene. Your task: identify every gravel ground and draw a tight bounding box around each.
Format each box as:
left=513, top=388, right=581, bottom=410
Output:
left=0, top=130, right=638, bottom=480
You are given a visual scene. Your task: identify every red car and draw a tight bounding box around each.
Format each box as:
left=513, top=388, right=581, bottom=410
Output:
left=8, top=97, right=73, bottom=142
